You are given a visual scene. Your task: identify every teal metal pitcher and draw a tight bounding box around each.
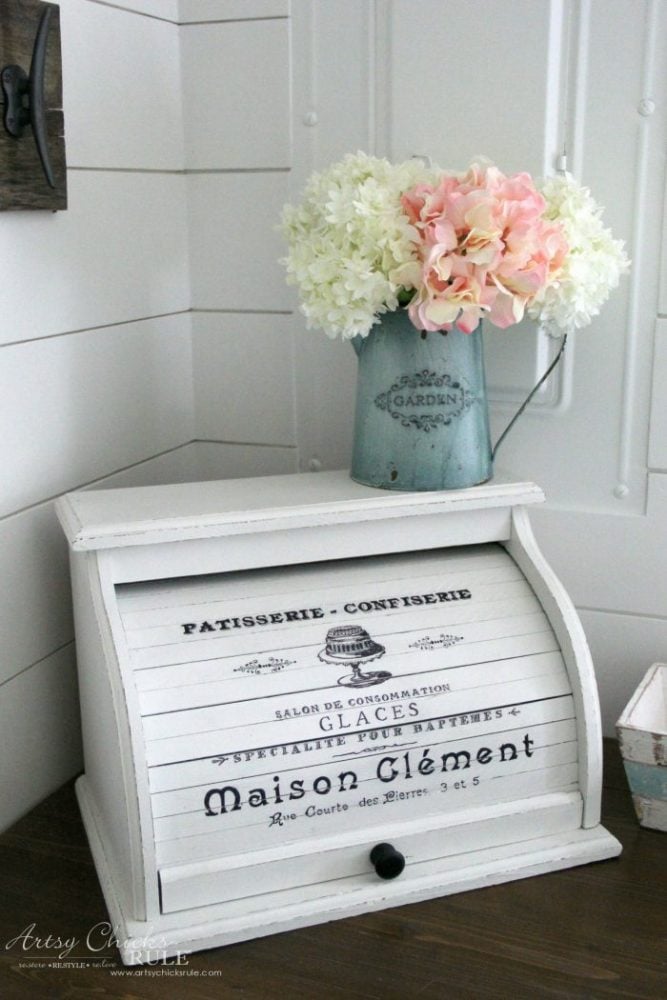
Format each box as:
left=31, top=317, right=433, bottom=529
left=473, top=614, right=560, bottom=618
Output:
left=350, top=310, right=492, bottom=491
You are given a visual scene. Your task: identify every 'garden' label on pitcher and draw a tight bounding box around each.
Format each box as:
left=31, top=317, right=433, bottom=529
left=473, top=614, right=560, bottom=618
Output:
left=374, top=370, right=475, bottom=431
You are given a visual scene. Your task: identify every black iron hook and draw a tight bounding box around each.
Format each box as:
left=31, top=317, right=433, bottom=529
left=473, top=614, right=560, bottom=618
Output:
left=2, top=4, right=56, bottom=188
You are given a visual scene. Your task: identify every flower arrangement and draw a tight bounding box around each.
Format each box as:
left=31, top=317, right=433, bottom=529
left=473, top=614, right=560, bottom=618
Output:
left=281, top=152, right=629, bottom=340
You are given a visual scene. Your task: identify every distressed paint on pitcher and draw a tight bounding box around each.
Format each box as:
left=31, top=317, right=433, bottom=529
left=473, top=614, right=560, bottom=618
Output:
left=350, top=310, right=493, bottom=491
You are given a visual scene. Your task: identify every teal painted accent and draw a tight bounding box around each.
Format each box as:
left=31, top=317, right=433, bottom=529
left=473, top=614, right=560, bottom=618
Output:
left=623, top=760, right=667, bottom=800
left=350, top=310, right=493, bottom=491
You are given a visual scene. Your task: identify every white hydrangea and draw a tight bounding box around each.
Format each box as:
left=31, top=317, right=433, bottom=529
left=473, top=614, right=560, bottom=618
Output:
left=528, top=173, right=630, bottom=332
left=280, top=152, right=436, bottom=339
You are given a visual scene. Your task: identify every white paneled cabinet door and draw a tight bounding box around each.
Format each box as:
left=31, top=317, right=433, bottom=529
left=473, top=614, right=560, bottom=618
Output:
left=288, top=0, right=667, bottom=732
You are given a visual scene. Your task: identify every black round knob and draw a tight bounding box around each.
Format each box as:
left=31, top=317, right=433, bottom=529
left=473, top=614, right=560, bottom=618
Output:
left=370, top=842, right=405, bottom=880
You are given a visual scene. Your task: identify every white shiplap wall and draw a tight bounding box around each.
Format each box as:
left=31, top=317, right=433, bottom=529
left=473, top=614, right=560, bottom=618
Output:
left=0, top=0, right=192, bottom=831
left=0, top=0, right=299, bottom=833
left=182, top=0, right=297, bottom=475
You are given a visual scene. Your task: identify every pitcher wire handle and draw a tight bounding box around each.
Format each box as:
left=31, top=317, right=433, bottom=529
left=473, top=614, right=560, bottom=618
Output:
left=491, top=333, right=568, bottom=461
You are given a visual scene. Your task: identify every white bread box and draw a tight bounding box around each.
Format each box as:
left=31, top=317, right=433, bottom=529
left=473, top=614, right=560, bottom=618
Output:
left=56, top=471, right=621, bottom=965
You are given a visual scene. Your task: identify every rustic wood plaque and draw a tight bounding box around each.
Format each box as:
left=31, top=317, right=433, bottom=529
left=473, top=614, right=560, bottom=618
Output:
left=0, top=0, right=66, bottom=211
left=56, top=472, right=621, bottom=964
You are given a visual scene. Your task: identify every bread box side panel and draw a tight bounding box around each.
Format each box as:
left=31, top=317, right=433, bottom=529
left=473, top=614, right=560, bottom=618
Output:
left=70, top=550, right=160, bottom=921
left=505, top=507, right=604, bottom=827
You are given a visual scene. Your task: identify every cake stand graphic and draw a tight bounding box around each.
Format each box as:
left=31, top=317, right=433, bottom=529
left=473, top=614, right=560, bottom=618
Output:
left=318, top=625, right=392, bottom=688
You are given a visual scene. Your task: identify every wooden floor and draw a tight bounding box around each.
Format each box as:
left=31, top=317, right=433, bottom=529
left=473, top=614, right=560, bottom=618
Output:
left=0, top=739, right=664, bottom=1000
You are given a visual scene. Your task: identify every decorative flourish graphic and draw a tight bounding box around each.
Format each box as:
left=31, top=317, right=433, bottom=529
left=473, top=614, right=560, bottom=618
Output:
left=318, top=625, right=392, bottom=688
left=374, top=370, right=475, bottom=431
left=409, top=633, right=465, bottom=651
left=333, top=742, right=418, bottom=758
left=233, top=656, right=295, bottom=676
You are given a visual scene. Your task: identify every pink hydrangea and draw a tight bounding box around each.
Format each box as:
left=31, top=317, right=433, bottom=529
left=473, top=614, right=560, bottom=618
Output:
left=399, top=163, right=568, bottom=334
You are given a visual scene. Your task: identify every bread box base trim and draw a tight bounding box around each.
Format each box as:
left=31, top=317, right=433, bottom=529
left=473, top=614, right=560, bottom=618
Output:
left=76, top=777, right=621, bottom=966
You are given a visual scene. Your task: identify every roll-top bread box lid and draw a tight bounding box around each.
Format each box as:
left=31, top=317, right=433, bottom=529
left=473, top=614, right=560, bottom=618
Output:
left=55, top=471, right=621, bottom=965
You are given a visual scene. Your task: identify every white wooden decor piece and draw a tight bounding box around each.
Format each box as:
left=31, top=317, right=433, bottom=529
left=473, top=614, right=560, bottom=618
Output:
left=56, top=471, right=621, bottom=965
left=617, top=663, right=667, bottom=831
